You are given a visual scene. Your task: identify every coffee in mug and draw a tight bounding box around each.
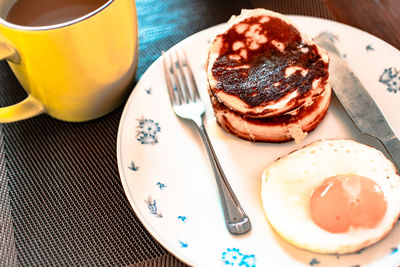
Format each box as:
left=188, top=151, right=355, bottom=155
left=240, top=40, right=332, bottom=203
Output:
left=5, top=0, right=109, bottom=26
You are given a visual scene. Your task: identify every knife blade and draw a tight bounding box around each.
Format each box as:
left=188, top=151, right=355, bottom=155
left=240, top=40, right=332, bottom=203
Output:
left=314, top=32, right=400, bottom=172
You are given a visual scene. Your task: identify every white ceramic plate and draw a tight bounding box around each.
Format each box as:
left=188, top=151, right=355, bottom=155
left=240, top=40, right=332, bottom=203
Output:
left=117, top=16, right=400, bottom=267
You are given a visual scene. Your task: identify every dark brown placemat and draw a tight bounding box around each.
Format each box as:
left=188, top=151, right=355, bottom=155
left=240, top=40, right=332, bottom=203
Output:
left=323, top=0, right=400, bottom=49
left=0, top=121, right=18, bottom=267
left=0, top=0, right=332, bottom=266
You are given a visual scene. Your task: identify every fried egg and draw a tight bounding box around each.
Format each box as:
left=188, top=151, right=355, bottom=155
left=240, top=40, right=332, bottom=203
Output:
left=261, top=139, right=400, bottom=254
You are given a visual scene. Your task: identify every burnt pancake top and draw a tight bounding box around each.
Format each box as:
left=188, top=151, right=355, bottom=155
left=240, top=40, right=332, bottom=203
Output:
left=207, top=10, right=329, bottom=118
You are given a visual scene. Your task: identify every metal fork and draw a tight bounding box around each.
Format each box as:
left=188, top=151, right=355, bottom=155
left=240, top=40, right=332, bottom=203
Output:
left=162, top=49, right=251, bottom=235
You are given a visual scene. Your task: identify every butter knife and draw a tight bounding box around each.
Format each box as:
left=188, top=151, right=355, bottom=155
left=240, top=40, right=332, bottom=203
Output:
left=315, top=32, right=400, bottom=172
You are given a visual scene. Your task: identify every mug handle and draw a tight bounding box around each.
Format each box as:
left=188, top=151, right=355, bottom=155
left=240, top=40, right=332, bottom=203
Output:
left=0, top=42, right=45, bottom=123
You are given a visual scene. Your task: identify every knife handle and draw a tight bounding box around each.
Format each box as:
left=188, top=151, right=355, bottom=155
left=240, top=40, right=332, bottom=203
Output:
left=381, top=136, right=400, bottom=173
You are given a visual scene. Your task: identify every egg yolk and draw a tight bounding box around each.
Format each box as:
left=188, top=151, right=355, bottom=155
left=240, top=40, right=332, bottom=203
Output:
left=310, top=174, right=387, bottom=233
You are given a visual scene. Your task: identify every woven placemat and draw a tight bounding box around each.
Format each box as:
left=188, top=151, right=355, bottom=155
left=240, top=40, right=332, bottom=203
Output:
left=0, top=0, right=332, bottom=266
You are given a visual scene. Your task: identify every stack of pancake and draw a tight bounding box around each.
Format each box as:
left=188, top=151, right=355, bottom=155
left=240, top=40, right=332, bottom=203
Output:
left=206, top=9, right=331, bottom=142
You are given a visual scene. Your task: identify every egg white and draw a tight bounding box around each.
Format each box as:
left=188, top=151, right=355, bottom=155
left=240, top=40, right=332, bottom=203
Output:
left=261, top=139, right=400, bottom=254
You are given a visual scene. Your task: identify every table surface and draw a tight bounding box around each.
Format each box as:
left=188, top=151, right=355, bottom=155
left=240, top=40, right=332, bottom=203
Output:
left=1, top=0, right=399, bottom=266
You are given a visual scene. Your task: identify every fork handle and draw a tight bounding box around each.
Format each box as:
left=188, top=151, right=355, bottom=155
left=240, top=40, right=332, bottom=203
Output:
left=195, top=121, right=251, bottom=235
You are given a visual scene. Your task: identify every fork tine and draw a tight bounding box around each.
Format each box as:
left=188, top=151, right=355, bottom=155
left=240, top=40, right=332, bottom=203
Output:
left=170, top=51, right=186, bottom=104
left=176, top=50, right=193, bottom=102
left=182, top=49, right=201, bottom=101
left=162, top=51, right=177, bottom=106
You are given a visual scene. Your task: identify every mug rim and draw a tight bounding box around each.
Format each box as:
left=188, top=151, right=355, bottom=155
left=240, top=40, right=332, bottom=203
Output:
left=0, top=0, right=114, bottom=31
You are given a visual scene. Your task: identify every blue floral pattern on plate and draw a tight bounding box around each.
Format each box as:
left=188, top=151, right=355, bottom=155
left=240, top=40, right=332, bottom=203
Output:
left=145, top=196, right=162, bottom=218
left=128, top=161, right=139, bottom=171
left=136, top=117, right=161, bottom=144
left=156, top=182, right=166, bottom=190
left=379, top=67, right=400, bottom=93
left=178, top=216, right=187, bottom=222
left=309, top=258, right=320, bottom=266
left=222, top=248, right=256, bottom=267
left=179, top=240, right=189, bottom=248
left=366, top=44, right=374, bottom=51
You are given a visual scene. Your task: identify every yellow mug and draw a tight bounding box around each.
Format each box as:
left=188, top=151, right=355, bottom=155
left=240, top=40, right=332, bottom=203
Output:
left=0, top=0, right=138, bottom=122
